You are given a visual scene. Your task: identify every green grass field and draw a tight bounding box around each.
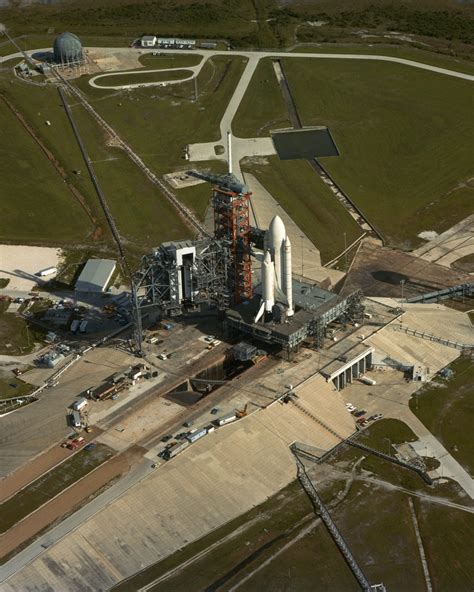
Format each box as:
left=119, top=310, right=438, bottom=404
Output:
left=0, top=54, right=247, bottom=257
left=290, top=44, right=474, bottom=75
left=0, top=376, right=35, bottom=400
left=414, top=497, right=474, bottom=591
left=282, top=58, right=474, bottom=248
left=93, top=69, right=193, bottom=88
left=410, top=357, right=474, bottom=476
left=138, top=54, right=202, bottom=70
left=235, top=56, right=474, bottom=250
left=242, top=156, right=362, bottom=263
left=235, top=61, right=362, bottom=263
left=76, top=55, right=248, bottom=172
left=0, top=302, right=45, bottom=356
left=0, top=443, right=113, bottom=534
left=0, top=99, right=93, bottom=244
left=233, top=58, right=291, bottom=137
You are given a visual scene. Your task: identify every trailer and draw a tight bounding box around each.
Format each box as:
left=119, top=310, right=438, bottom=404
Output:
left=70, top=319, right=80, bottom=333
left=165, top=440, right=189, bottom=459
left=38, top=266, right=57, bottom=277
left=71, top=410, right=82, bottom=428
left=79, top=320, right=88, bottom=334
left=360, top=375, right=377, bottom=386
left=186, top=428, right=207, bottom=443
left=156, top=38, right=195, bottom=50
left=73, top=397, right=88, bottom=411
left=216, top=413, right=237, bottom=426
left=91, top=382, right=124, bottom=401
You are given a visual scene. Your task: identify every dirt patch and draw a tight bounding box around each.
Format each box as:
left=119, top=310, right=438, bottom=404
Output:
left=340, top=240, right=471, bottom=299
left=451, top=253, right=474, bottom=273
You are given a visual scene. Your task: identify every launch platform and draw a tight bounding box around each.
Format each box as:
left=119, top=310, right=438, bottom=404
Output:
left=225, top=278, right=364, bottom=354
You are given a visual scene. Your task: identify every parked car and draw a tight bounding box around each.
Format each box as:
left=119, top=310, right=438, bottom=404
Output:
left=345, top=403, right=356, bottom=412
left=161, top=434, right=173, bottom=443
left=210, top=408, right=219, bottom=415
left=356, top=417, right=366, bottom=425
left=354, top=410, right=366, bottom=418
left=183, top=421, right=193, bottom=428
left=84, top=443, right=96, bottom=451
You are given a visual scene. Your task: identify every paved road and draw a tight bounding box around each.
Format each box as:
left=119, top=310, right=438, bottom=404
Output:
left=0, top=458, right=153, bottom=583
left=2, top=44, right=472, bottom=178
left=88, top=61, right=205, bottom=90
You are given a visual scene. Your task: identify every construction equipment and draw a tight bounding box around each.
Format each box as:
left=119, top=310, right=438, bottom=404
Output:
left=235, top=404, right=248, bottom=419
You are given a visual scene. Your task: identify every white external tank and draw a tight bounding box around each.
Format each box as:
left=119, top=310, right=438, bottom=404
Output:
left=284, top=236, right=294, bottom=316
left=267, top=215, right=286, bottom=290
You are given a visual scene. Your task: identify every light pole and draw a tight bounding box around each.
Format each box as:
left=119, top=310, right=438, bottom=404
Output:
left=400, top=279, right=406, bottom=307
left=300, top=235, right=304, bottom=277
left=343, top=232, right=348, bottom=270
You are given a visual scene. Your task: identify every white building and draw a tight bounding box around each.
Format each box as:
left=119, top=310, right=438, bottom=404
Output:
left=140, top=36, right=157, bottom=47
left=75, top=259, right=116, bottom=293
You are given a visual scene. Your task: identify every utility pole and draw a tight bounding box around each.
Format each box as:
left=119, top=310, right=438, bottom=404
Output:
left=301, top=235, right=304, bottom=277
left=344, top=231, right=348, bottom=270
left=400, top=279, right=406, bottom=306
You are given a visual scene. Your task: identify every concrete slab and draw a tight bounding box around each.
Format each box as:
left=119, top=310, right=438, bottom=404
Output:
left=0, top=245, right=60, bottom=293
left=412, top=214, right=474, bottom=270
left=2, top=374, right=353, bottom=592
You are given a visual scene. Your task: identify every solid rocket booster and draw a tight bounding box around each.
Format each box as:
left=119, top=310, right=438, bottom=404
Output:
left=284, top=236, right=294, bottom=317
left=263, top=250, right=275, bottom=312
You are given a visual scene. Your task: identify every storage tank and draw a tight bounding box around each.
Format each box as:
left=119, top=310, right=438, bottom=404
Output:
left=53, top=32, right=83, bottom=64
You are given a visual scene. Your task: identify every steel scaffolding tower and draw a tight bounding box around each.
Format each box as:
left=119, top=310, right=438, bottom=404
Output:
left=188, top=170, right=253, bottom=304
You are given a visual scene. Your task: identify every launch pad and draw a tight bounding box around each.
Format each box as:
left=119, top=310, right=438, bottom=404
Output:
left=225, top=280, right=364, bottom=354
left=132, top=152, right=364, bottom=355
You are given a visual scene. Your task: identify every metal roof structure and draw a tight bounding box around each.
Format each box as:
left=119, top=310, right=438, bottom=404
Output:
left=53, top=32, right=83, bottom=64
left=75, top=259, right=116, bottom=293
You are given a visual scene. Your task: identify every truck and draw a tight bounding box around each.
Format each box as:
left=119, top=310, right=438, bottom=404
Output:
left=71, top=410, right=82, bottom=428
left=165, top=440, right=189, bottom=460
left=38, top=266, right=57, bottom=277
left=186, top=428, right=207, bottom=443
left=360, top=375, right=377, bottom=386
left=73, top=397, right=88, bottom=411
left=68, top=436, right=85, bottom=450
left=216, top=413, right=237, bottom=426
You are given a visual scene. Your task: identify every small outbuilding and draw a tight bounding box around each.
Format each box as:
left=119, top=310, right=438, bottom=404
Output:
left=75, top=259, right=116, bottom=293
left=140, top=36, right=157, bottom=47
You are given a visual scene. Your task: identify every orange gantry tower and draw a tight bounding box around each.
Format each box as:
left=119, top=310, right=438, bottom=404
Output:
left=212, top=182, right=253, bottom=304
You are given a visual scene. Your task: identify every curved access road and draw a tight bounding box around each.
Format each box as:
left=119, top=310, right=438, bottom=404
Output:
left=88, top=63, right=204, bottom=90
